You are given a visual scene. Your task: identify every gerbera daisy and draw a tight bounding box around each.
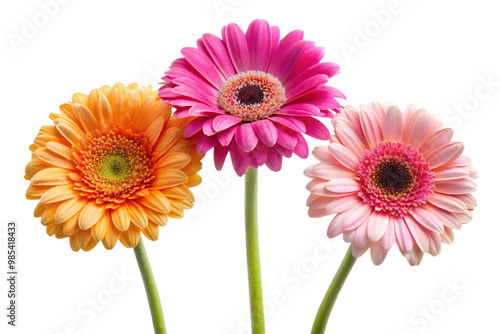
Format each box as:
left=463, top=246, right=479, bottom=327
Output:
left=305, top=102, right=477, bottom=266
left=25, top=83, right=203, bottom=251
left=159, top=19, right=344, bottom=176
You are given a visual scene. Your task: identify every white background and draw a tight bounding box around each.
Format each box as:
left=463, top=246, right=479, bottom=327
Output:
left=1, top=0, right=499, bottom=333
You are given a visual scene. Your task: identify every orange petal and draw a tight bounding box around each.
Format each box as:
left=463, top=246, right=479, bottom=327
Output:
left=56, top=122, right=86, bottom=146
left=156, top=153, right=191, bottom=170
left=91, top=212, right=110, bottom=242
left=151, top=169, right=188, bottom=189
left=122, top=225, right=141, bottom=248
left=142, top=205, right=168, bottom=226
left=63, top=214, right=80, bottom=236
left=31, top=167, right=70, bottom=186
left=73, top=103, right=100, bottom=134
left=78, top=201, right=107, bottom=230
left=111, top=203, right=131, bottom=231
left=161, top=185, right=194, bottom=202
left=41, top=204, right=58, bottom=226
left=185, top=174, right=202, bottom=188
left=46, top=141, right=73, bottom=160
left=55, top=196, right=87, bottom=224
left=40, top=184, right=78, bottom=203
left=137, top=190, right=171, bottom=213
left=128, top=201, right=148, bottom=229
left=36, top=147, right=75, bottom=170
left=155, top=128, right=182, bottom=157
left=142, top=222, right=159, bottom=241
left=145, top=117, right=165, bottom=146
left=102, top=225, right=120, bottom=250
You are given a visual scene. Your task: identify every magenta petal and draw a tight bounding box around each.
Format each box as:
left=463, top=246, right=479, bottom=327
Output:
left=202, top=119, right=216, bottom=136
left=249, top=143, right=269, bottom=166
left=181, top=47, right=225, bottom=88
left=246, top=19, right=272, bottom=71
left=230, top=143, right=250, bottom=176
left=274, top=144, right=293, bottom=158
left=235, top=123, right=259, bottom=152
left=184, top=117, right=208, bottom=138
left=286, top=74, right=329, bottom=100
left=172, top=85, right=216, bottom=108
left=267, top=29, right=304, bottom=75
left=201, top=33, right=236, bottom=79
left=276, top=127, right=298, bottom=149
left=298, top=116, right=331, bottom=140
left=251, top=119, right=278, bottom=147
left=265, top=148, right=283, bottom=171
left=276, top=103, right=322, bottom=117
left=268, top=40, right=307, bottom=82
left=213, top=114, right=242, bottom=131
left=189, top=104, right=225, bottom=116
left=224, top=23, right=250, bottom=73
left=269, top=116, right=306, bottom=133
left=214, top=145, right=230, bottom=170
left=294, top=134, right=309, bottom=159
left=289, top=89, right=340, bottom=110
left=196, top=134, right=218, bottom=154
left=285, top=62, right=339, bottom=89
left=217, top=126, right=238, bottom=146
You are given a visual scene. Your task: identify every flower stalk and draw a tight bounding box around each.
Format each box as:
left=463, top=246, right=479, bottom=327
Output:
left=245, top=167, right=265, bottom=334
left=311, top=245, right=356, bottom=334
left=134, top=237, right=167, bottom=334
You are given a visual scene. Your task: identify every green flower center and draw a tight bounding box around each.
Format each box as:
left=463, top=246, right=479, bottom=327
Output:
left=99, top=154, right=131, bottom=182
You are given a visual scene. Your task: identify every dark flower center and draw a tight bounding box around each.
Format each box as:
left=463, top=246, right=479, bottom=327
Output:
left=371, top=160, right=414, bottom=197
left=235, top=84, right=265, bottom=106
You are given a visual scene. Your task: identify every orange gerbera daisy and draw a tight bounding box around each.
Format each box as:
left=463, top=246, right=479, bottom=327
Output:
left=25, top=83, right=203, bottom=251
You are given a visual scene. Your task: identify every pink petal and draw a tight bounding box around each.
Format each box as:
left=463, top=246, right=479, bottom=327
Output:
left=407, top=112, right=434, bottom=148
left=181, top=47, right=225, bottom=88
left=213, top=114, right=242, bottom=131
left=196, top=134, right=218, bottom=154
left=404, top=246, right=424, bottom=266
left=312, top=146, right=337, bottom=163
left=365, top=211, right=389, bottom=242
left=235, top=123, right=259, bottom=152
left=184, top=117, right=208, bottom=138
left=420, top=128, right=453, bottom=155
left=404, top=215, right=430, bottom=253
left=379, top=217, right=396, bottom=252
left=394, top=217, right=414, bottom=254
left=370, top=242, right=388, bottom=266
left=354, top=221, right=369, bottom=247
left=251, top=119, right=278, bottom=147
left=325, top=195, right=360, bottom=214
left=351, top=244, right=371, bottom=258
left=434, top=168, right=470, bottom=181
left=325, top=178, right=360, bottom=193
left=335, top=124, right=367, bottom=158
left=341, top=202, right=372, bottom=230
left=328, top=143, right=359, bottom=171
left=201, top=33, right=237, bottom=79
left=267, top=30, right=305, bottom=81
left=223, top=23, right=250, bottom=73
left=285, top=74, right=329, bottom=101
left=229, top=143, right=249, bottom=176
left=217, top=126, right=238, bottom=146
left=202, top=118, right=216, bottom=136
left=410, top=207, right=444, bottom=233
left=427, top=193, right=467, bottom=213
left=293, top=134, right=309, bottom=159
left=327, top=212, right=345, bottom=238
left=383, top=105, right=403, bottom=141
left=441, top=226, right=454, bottom=244
left=276, top=103, right=321, bottom=117
left=435, top=178, right=477, bottom=194
left=245, top=19, right=272, bottom=71
left=426, top=142, right=464, bottom=169
left=360, top=107, right=383, bottom=146
left=265, top=148, right=283, bottom=171
left=429, top=206, right=462, bottom=229
left=214, top=145, right=230, bottom=170
left=428, top=231, right=442, bottom=256
left=304, top=163, right=356, bottom=180
left=269, top=116, right=306, bottom=133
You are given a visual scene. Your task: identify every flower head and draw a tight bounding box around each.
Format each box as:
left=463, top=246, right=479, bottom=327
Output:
left=160, top=19, right=344, bottom=176
left=25, top=83, right=203, bottom=251
left=305, top=102, right=477, bottom=265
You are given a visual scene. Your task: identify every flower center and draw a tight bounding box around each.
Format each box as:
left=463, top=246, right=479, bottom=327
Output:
left=218, top=70, right=287, bottom=122
left=371, top=160, right=414, bottom=197
left=99, top=154, right=131, bottom=182
left=73, top=129, right=155, bottom=201
left=357, top=141, right=435, bottom=217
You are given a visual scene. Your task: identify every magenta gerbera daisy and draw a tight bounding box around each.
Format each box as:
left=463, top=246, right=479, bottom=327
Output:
left=305, top=102, right=477, bottom=265
left=159, top=19, right=344, bottom=176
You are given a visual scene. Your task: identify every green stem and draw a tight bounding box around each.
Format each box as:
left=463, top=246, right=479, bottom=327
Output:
left=134, top=237, right=167, bottom=334
left=245, top=167, right=265, bottom=334
left=311, top=245, right=357, bottom=334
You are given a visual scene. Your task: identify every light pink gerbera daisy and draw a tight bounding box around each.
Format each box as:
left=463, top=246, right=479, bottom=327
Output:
left=305, top=102, right=477, bottom=265
left=159, top=19, right=344, bottom=176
